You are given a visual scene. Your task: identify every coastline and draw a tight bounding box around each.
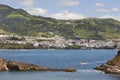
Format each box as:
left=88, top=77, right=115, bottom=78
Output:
left=0, top=58, right=76, bottom=72
left=95, top=50, right=120, bottom=74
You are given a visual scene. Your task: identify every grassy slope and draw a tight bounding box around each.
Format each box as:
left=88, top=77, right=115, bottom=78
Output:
left=0, top=4, right=120, bottom=40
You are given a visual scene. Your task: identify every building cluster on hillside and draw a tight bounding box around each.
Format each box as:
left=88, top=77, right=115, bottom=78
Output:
left=0, top=34, right=120, bottom=49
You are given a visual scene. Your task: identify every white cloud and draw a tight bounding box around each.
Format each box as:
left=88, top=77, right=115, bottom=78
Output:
left=57, top=0, right=79, bottom=6
left=100, top=15, right=120, bottom=21
left=25, top=8, right=48, bottom=16
left=17, top=0, right=49, bottom=16
left=95, top=3, right=105, bottom=7
left=96, top=9, right=110, bottom=12
left=18, top=0, right=36, bottom=7
left=112, top=8, right=119, bottom=12
left=96, top=8, right=120, bottom=13
left=50, top=10, right=86, bottom=20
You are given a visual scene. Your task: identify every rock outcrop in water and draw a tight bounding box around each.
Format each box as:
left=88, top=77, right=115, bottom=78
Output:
left=0, top=58, right=76, bottom=72
left=0, top=58, right=9, bottom=71
left=95, top=50, right=120, bottom=74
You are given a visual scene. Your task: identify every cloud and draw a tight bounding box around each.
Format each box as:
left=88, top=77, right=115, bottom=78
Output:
left=18, top=0, right=36, bottom=7
left=25, top=8, right=48, bottom=16
left=95, top=3, right=105, bottom=7
left=50, top=10, right=86, bottom=20
left=112, top=8, right=119, bottom=12
left=17, top=0, right=49, bottom=16
left=96, top=9, right=110, bottom=12
left=57, top=0, right=79, bottom=6
left=96, top=8, right=119, bottom=13
left=100, top=15, right=120, bottom=21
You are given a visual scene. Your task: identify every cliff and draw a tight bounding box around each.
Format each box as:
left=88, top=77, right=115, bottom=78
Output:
left=95, top=50, right=120, bottom=74
left=0, top=58, right=76, bottom=72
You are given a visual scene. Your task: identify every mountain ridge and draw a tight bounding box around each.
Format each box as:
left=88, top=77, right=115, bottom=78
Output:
left=0, top=4, right=120, bottom=40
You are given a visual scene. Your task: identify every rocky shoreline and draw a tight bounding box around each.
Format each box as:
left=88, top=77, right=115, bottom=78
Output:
left=95, top=50, right=120, bottom=74
left=0, top=58, right=76, bottom=72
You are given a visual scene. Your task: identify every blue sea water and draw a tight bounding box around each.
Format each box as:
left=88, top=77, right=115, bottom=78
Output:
left=0, top=49, right=120, bottom=80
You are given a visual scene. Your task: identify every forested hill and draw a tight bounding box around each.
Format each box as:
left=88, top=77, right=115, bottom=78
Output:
left=0, top=4, right=120, bottom=40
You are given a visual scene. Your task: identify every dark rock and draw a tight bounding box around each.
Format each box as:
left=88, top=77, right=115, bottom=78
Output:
left=0, top=58, right=76, bottom=72
left=63, top=67, right=76, bottom=72
left=117, top=50, right=120, bottom=55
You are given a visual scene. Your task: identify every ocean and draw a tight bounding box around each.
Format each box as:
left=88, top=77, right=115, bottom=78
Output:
left=0, top=49, right=120, bottom=80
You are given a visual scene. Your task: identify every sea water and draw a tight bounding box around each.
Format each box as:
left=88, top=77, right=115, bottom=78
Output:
left=0, top=49, right=120, bottom=80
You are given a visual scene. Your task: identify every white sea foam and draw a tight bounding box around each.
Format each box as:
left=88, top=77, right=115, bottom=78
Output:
left=80, top=61, right=106, bottom=65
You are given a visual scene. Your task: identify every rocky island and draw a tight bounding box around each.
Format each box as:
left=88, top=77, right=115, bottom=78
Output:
left=95, top=50, right=120, bottom=74
left=0, top=58, right=76, bottom=72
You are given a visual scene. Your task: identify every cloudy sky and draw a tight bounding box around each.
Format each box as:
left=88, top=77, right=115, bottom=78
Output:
left=0, top=0, right=120, bottom=20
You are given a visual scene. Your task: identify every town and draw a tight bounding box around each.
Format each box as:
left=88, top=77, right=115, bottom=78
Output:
left=0, top=34, right=120, bottom=49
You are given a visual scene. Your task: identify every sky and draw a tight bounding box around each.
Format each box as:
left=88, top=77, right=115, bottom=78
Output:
left=0, top=0, right=120, bottom=20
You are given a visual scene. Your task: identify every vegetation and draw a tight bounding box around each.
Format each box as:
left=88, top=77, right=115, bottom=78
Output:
left=66, top=45, right=82, bottom=49
left=0, top=43, right=35, bottom=49
left=0, top=4, right=120, bottom=40
left=107, top=51, right=120, bottom=66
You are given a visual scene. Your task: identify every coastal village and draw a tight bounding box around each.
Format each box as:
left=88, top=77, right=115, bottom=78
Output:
left=0, top=34, right=120, bottom=49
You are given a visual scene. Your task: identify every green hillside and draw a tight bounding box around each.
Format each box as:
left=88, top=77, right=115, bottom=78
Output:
left=0, top=4, right=120, bottom=40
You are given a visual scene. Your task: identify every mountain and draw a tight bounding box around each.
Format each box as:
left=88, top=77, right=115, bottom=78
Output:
left=0, top=4, right=120, bottom=40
